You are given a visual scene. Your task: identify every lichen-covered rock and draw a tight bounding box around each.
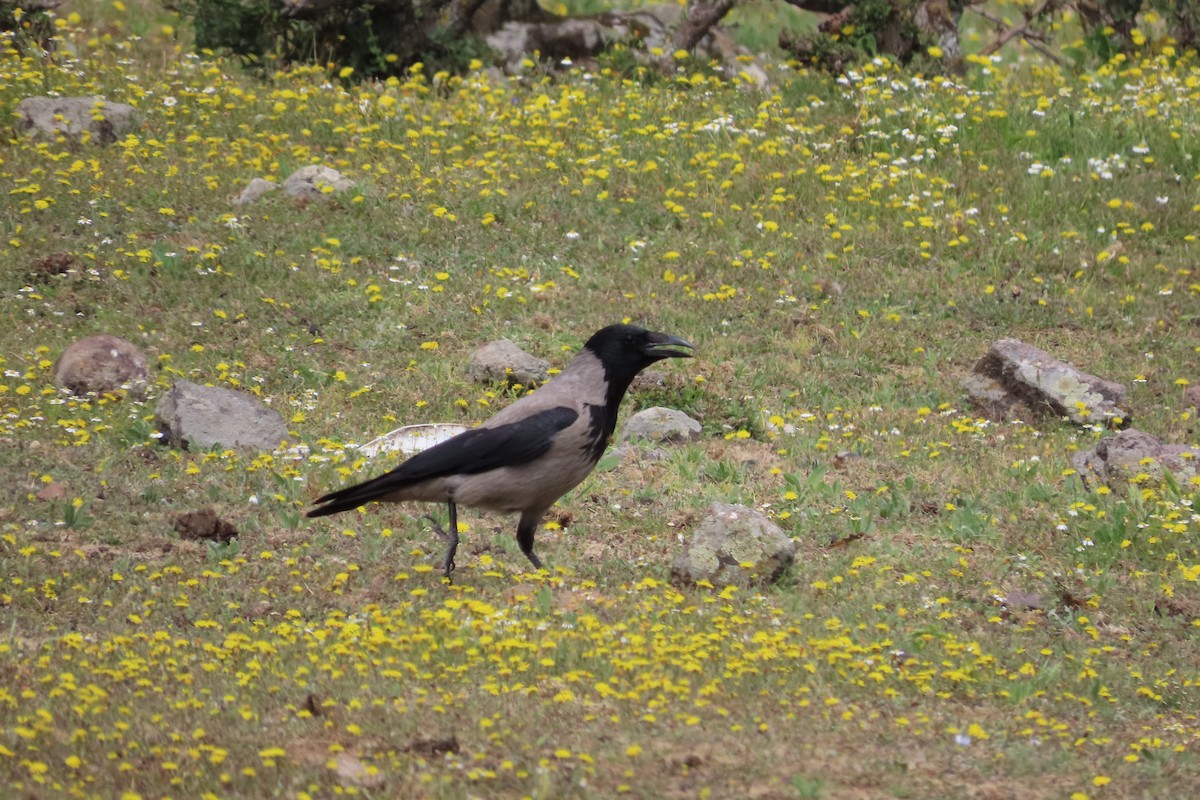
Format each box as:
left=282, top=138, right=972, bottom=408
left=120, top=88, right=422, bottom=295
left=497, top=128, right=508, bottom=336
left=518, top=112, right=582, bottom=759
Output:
left=15, top=96, right=138, bottom=146
left=671, top=503, right=795, bottom=587
left=963, top=338, right=1130, bottom=426
left=235, top=177, right=278, bottom=206
left=53, top=334, right=149, bottom=397
left=282, top=165, right=354, bottom=199
left=155, top=381, right=290, bottom=452
left=621, top=406, right=701, bottom=444
left=468, top=339, right=549, bottom=387
left=1072, top=428, right=1198, bottom=489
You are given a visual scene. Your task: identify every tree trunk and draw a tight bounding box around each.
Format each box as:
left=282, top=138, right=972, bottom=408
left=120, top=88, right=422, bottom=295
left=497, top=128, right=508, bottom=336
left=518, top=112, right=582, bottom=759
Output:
left=277, top=0, right=743, bottom=76
left=673, top=0, right=737, bottom=53
left=469, top=0, right=558, bottom=35
left=1075, top=0, right=1141, bottom=51
left=779, top=0, right=967, bottom=73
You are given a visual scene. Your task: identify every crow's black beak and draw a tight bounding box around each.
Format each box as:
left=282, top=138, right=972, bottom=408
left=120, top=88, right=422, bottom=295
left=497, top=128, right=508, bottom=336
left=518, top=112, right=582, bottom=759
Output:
left=644, top=332, right=694, bottom=359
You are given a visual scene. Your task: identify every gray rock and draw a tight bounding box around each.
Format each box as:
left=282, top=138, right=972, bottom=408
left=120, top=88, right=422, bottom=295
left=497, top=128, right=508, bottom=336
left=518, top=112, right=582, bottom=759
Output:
left=1072, top=428, right=1198, bottom=489
left=53, top=334, right=149, bottom=397
left=1071, top=446, right=1107, bottom=490
left=155, top=380, right=289, bottom=452
left=671, top=503, right=795, bottom=587
left=15, top=96, right=137, bottom=146
left=621, top=406, right=701, bottom=443
left=282, top=165, right=354, bottom=199
left=235, top=177, right=278, bottom=206
left=468, top=339, right=549, bottom=386
left=963, top=338, right=1130, bottom=426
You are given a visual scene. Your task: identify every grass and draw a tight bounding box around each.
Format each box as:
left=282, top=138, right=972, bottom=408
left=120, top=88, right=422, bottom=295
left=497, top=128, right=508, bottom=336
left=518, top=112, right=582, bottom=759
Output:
left=2, top=2, right=1200, bottom=799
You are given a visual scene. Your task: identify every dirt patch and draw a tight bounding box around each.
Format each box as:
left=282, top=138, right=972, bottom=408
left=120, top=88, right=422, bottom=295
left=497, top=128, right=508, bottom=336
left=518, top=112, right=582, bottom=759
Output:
left=174, top=508, right=238, bottom=543
left=31, top=252, right=75, bottom=278
left=401, top=735, right=460, bottom=758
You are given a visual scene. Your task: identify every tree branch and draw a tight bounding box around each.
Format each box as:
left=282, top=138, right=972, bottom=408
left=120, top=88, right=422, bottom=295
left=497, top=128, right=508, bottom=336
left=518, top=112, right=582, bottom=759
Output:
left=974, top=0, right=1062, bottom=58
left=672, top=0, right=737, bottom=53
left=1022, top=35, right=1068, bottom=66
left=779, top=0, right=855, bottom=13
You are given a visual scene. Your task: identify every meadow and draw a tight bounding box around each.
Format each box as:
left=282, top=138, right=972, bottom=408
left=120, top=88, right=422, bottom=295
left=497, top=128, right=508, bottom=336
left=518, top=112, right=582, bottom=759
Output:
left=1, top=2, right=1199, bottom=798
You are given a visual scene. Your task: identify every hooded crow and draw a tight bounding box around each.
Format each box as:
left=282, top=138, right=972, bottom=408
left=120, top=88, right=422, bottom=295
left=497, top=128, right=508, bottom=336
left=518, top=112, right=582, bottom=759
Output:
left=307, top=324, right=694, bottom=576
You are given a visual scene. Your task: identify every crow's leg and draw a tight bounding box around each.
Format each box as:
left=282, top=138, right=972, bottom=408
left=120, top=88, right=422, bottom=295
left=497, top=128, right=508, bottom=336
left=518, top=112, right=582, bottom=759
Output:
left=423, top=502, right=459, bottom=578
left=516, top=511, right=544, bottom=571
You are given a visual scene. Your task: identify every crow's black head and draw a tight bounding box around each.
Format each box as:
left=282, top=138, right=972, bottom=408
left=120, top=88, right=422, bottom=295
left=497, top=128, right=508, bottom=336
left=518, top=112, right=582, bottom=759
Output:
left=576, top=324, right=693, bottom=460
left=584, top=324, right=693, bottom=378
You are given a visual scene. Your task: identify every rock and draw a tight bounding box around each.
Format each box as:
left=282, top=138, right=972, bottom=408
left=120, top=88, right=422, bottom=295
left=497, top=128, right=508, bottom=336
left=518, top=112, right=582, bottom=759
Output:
left=1184, top=385, right=1200, bottom=413
left=621, top=406, right=701, bottom=444
left=53, top=334, right=150, bottom=397
left=282, top=165, right=354, bottom=199
left=468, top=339, right=549, bottom=386
left=999, top=589, right=1045, bottom=611
left=1071, top=446, right=1106, bottom=489
left=963, top=338, right=1130, bottom=426
left=15, top=96, right=137, bottom=146
left=671, top=503, right=795, bottom=587
left=1072, top=428, right=1199, bottom=489
left=234, top=177, right=278, bottom=206
left=155, top=380, right=290, bottom=451
left=333, top=752, right=385, bottom=789
left=174, top=508, right=238, bottom=543
left=1075, top=431, right=1195, bottom=489
left=36, top=482, right=67, bottom=502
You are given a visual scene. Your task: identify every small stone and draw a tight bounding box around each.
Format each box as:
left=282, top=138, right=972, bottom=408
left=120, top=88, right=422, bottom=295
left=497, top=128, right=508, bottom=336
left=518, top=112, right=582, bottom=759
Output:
left=36, top=482, right=67, bottom=502
left=1072, top=428, right=1199, bottom=489
left=53, top=334, right=149, bottom=397
left=621, top=407, right=701, bottom=444
left=333, top=752, right=385, bottom=788
left=671, top=502, right=795, bottom=587
left=468, top=339, right=549, bottom=386
left=234, top=177, right=278, bottom=206
left=282, top=165, right=354, bottom=199
left=1001, top=589, right=1044, bottom=611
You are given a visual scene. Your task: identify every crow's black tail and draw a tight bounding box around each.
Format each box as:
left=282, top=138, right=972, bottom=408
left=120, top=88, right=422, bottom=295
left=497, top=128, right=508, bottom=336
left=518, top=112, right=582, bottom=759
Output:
left=307, top=472, right=407, bottom=518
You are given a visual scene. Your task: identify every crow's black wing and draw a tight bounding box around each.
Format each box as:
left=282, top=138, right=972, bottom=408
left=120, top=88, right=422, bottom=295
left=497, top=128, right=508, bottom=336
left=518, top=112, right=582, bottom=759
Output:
left=394, top=405, right=579, bottom=479
left=308, top=406, right=579, bottom=516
